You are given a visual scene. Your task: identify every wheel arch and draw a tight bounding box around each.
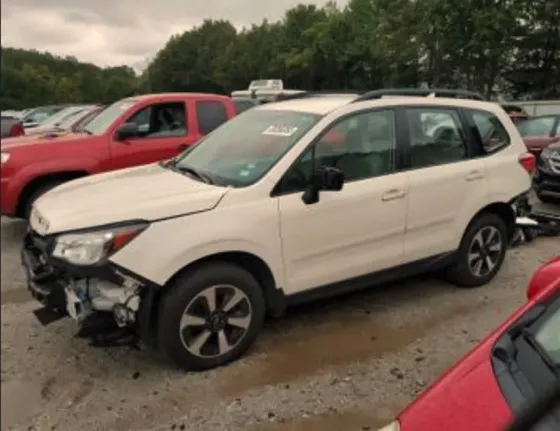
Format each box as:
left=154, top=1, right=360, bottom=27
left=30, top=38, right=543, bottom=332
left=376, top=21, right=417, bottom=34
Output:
left=462, top=201, right=515, bottom=244
left=16, top=170, right=90, bottom=217
left=150, top=251, right=286, bottom=335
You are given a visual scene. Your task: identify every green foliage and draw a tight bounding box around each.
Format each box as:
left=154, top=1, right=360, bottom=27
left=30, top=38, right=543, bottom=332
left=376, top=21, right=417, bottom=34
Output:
left=1, top=0, right=558, bottom=109
left=0, top=47, right=138, bottom=109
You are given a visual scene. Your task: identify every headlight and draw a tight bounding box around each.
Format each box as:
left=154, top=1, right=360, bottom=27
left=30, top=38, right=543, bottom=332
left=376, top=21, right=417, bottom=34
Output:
left=377, top=421, right=400, bottom=431
left=1, top=152, right=10, bottom=164
left=52, top=223, right=148, bottom=266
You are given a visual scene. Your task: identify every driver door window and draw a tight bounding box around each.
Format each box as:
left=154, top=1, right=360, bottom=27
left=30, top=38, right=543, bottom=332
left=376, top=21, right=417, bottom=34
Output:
left=125, top=102, right=187, bottom=139
left=279, top=110, right=396, bottom=194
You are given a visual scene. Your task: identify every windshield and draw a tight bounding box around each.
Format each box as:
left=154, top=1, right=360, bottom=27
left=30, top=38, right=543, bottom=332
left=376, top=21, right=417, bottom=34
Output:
left=534, top=301, right=560, bottom=365
left=22, top=107, right=62, bottom=125
left=42, top=107, right=84, bottom=127
left=83, top=100, right=137, bottom=135
left=172, top=108, right=321, bottom=187
left=57, top=108, right=89, bottom=129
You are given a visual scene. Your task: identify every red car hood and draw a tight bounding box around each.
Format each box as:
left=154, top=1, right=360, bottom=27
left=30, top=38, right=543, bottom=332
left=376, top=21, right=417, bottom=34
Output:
left=0, top=132, right=91, bottom=149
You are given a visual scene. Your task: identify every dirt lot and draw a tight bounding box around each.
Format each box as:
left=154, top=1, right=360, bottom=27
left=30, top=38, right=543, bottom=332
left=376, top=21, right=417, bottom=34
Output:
left=1, top=204, right=559, bottom=431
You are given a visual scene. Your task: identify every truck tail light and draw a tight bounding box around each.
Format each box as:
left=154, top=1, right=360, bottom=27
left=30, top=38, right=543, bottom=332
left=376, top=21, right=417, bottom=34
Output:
left=518, top=152, right=536, bottom=174
left=10, top=123, right=25, bottom=137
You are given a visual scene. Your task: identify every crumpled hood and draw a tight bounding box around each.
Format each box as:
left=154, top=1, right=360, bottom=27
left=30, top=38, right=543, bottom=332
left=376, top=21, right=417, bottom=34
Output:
left=31, top=163, right=228, bottom=235
left=0, top=132, right=88, bottom=149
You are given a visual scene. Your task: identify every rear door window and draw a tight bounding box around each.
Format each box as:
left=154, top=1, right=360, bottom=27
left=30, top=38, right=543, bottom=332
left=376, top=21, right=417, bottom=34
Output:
left=196, top=100, right=228, bottom=135
left=404, top=108, right=469, bottom=168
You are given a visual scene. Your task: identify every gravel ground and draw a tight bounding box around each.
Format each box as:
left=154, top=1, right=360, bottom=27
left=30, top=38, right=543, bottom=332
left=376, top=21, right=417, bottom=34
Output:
left=1, top=200, right=559, bottom=431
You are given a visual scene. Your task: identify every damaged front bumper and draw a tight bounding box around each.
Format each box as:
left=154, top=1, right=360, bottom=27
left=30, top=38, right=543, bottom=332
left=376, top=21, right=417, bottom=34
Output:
left=21, top=230, right=158, bottom=343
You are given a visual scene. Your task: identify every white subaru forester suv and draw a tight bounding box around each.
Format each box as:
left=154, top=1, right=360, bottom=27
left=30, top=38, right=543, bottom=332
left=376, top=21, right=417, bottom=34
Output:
left=23, top=90, right=535, bottom=370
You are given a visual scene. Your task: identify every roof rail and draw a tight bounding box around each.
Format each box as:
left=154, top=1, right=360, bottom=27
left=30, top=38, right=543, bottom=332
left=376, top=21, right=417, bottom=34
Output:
left=275, top=90, right=363, bottom=102
left=352, top=88, right=486, bottom=103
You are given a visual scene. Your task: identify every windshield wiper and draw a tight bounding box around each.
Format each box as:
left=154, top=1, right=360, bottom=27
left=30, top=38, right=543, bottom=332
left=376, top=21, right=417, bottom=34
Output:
left=159, top=159, right=214, bottom=184
left=520, top=329, right=560, bottom=377
left=176, top=166, right=214, bottom=184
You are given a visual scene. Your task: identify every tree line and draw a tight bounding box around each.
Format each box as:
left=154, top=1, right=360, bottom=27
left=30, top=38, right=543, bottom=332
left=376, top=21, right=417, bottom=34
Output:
left=1, top=0, right=559, bottom=110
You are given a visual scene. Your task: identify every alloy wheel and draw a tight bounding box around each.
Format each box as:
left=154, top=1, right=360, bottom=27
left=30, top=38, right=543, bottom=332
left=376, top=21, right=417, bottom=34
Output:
left=179, top=285, right=252, bottom=358
left=467, top=226, right=503, bottom=277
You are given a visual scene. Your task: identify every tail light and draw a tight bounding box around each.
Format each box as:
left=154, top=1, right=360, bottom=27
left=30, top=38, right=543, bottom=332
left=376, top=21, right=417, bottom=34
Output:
left=518, top=152, right=536, bottom=174
left=9, top=123, right=25, bottom=137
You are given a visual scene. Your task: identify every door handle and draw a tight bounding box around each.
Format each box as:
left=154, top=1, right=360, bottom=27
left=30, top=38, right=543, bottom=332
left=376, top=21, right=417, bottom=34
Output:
left=178, top=144, right=189, bottom=150
left=382, top=188, right=406, bottom=201
left=466, top=170, right=484, bottom=181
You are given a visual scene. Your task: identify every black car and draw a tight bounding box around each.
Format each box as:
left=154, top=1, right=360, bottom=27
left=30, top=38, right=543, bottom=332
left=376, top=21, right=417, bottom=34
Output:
left=533, top=141, right=560, bottom=203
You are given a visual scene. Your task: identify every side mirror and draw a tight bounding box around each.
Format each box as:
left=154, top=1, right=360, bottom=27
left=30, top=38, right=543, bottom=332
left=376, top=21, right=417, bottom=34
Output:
left=116, top=123, right=139, bottom=141
left=315, top=166, right=344, bottom=191
left=302, top=166, right=344, bottom=205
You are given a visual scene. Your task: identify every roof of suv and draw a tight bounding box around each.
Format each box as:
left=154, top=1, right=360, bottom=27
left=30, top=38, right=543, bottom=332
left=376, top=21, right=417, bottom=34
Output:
left=258, top=95, right=503, bottom=116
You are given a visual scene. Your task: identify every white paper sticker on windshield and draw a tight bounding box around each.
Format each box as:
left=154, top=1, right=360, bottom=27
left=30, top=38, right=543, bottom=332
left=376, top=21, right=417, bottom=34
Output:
left=262, top=125, right=298, bottom=136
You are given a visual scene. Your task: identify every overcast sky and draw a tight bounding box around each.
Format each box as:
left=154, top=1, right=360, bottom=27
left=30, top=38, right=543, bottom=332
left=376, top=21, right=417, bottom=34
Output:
left=1, top=0, right=344, bottom=70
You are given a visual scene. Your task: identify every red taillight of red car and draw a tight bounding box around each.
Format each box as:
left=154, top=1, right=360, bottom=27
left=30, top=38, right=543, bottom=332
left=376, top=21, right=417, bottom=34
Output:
left=518, top=152, right=536, bottom=174
left=9, top=123, right=25, bottom=137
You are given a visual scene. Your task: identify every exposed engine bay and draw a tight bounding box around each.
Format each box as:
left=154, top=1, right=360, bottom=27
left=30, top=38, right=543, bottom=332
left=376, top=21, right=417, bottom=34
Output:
left=22, top=230, right=148, bottom=347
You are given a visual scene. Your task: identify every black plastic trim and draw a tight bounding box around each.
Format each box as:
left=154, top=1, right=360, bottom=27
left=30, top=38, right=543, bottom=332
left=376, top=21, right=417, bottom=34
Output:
left=279, top=251, right=457, bottom=308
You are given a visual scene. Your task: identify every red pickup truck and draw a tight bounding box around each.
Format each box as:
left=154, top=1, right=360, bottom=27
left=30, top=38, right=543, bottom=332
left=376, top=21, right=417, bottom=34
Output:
left=1, top=93, right=236, bottom=218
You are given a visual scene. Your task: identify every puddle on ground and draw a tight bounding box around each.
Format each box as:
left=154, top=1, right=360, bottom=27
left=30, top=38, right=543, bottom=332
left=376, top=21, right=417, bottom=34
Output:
left=220, top=301, right=484, bottom=396
left=250, top=407, right=394, bottom=431
left=1, top=288, right=31, bottom=305
left=1, top=379, right=43, bottom=429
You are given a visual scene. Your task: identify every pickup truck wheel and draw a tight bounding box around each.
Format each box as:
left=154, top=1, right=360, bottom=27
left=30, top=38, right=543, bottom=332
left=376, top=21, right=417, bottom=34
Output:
left=157, top=262, right=265, bottom=371
left=24, top=180, right=66, bottom=219
left=446, top=213, right=508, bottom=288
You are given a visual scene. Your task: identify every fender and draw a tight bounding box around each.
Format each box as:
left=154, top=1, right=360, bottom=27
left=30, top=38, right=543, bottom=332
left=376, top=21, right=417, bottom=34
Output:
left=452, top=191, right=515, bottom=248
left=161, top=239, right=286, bottom=288
left=9, top=157, right=102, bottom=200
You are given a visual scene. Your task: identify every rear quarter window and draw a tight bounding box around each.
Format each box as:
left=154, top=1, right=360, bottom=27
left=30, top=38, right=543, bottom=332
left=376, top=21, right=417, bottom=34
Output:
left=196, top=100, right=228, bottom=135
left=466, top=109, right=511, bottom=155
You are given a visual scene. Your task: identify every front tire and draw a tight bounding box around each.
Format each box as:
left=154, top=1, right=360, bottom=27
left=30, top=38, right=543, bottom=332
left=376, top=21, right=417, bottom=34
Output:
left=446, top=213, right=508, bottom=288
left=157, top=262, right=265, bottom=371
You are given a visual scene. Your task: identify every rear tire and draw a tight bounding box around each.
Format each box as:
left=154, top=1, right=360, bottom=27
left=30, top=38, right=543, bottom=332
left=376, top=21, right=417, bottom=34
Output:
left=446, top=213, right=508, bottom=288
left=24, top=180, right=66, bottom=219
left=157, top=262, right=266, bottom=371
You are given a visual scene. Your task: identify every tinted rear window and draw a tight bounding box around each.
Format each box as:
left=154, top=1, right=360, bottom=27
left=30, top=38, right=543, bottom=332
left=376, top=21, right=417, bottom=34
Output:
left=196, top=101, right=228, bottom=135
